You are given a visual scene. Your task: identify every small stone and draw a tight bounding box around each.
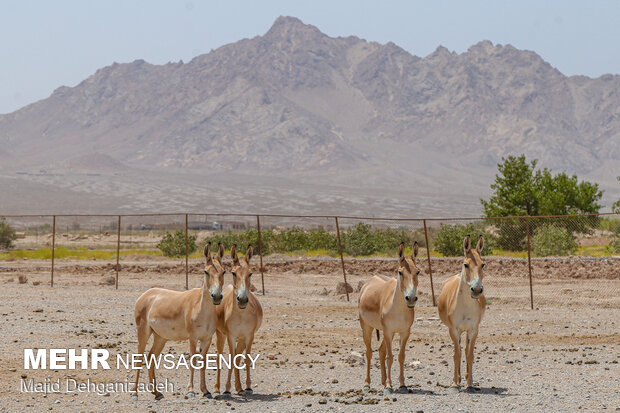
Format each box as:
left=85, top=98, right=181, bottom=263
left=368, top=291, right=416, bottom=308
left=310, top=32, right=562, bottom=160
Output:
left=319, top=398, right=327, bottom=404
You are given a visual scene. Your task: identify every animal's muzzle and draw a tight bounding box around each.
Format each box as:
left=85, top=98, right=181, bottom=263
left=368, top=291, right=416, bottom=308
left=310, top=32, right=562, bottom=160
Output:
left=470, top=285, right=483, bottom=298
left=211, top=291, right=223, bottom=305
left=405, top=294, right=418, bottom=307
left=237, top=295, right=249, bottom=309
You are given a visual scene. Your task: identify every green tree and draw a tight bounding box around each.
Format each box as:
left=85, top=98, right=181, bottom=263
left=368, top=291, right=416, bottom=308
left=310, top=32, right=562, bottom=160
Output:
left=0, top=219, right=17, bottom=249
left=481, top=155, right=603, bottom=250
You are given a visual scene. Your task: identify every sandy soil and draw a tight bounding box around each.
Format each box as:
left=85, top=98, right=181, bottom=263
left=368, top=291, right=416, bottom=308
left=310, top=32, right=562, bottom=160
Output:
left=0, top=257, right=618, bottom=412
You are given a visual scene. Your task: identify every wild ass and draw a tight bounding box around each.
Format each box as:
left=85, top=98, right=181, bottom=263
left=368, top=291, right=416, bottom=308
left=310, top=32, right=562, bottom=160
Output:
left=131, top=242, right=225, bottom=400
left=214, top=244, right=263, bottom=396
left=358, top=242, right=420, bottom=394
left=438, top=235, right=486, bottom=390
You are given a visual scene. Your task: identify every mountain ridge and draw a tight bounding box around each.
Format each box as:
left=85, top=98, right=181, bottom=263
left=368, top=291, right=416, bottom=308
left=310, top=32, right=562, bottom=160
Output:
left=1, top=16, right=618, bottom=215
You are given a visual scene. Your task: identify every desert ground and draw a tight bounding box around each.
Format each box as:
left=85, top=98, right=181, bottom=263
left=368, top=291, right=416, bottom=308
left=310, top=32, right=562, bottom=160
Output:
left=0, top=256, right=619, bottom=412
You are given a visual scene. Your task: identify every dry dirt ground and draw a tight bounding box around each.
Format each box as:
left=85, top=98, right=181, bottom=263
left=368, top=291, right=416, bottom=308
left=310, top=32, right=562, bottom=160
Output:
left=0, top=257, right=619, bottom=412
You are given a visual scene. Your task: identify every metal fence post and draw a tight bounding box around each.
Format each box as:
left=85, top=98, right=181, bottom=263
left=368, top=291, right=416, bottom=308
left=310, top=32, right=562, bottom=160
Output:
left=115, top=215, right=121, bottom=290
left=334, top=217, right=350, bottom=302
left=256, top=215, right=265, bottom=295
left=185, top=214, right=189, bottom=290
left=526, top=216, right=534, bottom=309
left=423, top=219, right=436, bottom=306
left=51, top=215, right=56, bottom=287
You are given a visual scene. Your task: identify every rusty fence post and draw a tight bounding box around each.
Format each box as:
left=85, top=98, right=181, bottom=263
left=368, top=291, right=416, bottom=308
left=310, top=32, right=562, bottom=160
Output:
left=51, top=215, right=56, bottom=287
left=526, top=216, right=534, bottom=310
left=115, top=215, right=121, bottom=290
left=334, top=217, right=350, bottom=302
left=185, top=214, right=189, bottom=290
left=256, top=215, right=265, bottom=295
left=423, top=219, right=436, bottom=306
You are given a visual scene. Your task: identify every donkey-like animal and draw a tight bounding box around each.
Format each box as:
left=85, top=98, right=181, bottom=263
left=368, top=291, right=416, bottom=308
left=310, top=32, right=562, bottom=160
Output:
left=358, top=242, right=420, bottom=394
left=132, top=242, right=224, bottom=400
left=214, top=244, right=263, bottom=395
left=438, top=235, right=486, bottom=390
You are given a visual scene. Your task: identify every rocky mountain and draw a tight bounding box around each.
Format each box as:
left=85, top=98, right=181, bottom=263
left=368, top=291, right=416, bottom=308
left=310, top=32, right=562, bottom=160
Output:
left=1, top=16, right=619, bottom=215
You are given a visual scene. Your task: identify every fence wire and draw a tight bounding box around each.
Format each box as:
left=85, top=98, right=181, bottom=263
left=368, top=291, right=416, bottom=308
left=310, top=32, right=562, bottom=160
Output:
left=1, top=213, right=618, bottom=309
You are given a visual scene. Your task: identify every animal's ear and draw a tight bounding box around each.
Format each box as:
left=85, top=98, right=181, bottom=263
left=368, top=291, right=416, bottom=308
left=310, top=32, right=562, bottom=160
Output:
left=412, top=241, right=419, bottom=259
left=245, top=245, right=253, bottom=263
left=476, top=235, right=485, bottom=254
left=231, top=244, right=239, bottom=265
left=217, top=242, right=225, bottom=260
left=463, top=235, right=471, bottom=255
left=204, top=242, right=213, bottom=265
left=398, top=242, right=405, bottom=262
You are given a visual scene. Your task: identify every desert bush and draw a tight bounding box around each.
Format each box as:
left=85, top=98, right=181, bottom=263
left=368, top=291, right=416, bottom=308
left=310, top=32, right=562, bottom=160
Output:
left=433, top=223, right=495, bottom=256
left=341, top=223, right=416, bottom=256
left=204, top=223, right=419, bottom=257
left=599, top=217, right=620, bottom=235
left=605, top=238, right=620, bottom=254
left=0, top=220, right=17, bottom=249
left=157, top=230, right=198, bottom=257
left=531, top=224, right=577, bottom=256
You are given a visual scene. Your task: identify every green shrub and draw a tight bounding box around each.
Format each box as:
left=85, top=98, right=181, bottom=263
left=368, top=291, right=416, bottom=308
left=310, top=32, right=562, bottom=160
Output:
left=599, top=217, right=620, bottom=235
left=433, top=223, right=495, bottom=256
left=157, top=230, right=198, bottom=257
left=605, top=238, right=620, bottom=254
left=531, top=224, right=577, bottom=256
left=0, top=220, right=17, bottom=249
left=493, top=219, right=527, bottom=251
left=203, top=223, right=418, bottom=257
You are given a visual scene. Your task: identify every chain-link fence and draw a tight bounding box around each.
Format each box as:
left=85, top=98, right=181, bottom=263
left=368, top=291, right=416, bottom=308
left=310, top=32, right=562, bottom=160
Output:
left=1, top=213, right=618, bottom=308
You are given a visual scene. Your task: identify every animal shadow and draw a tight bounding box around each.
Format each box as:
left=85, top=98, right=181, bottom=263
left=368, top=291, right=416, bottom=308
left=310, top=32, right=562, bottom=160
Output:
left=219, top=392, right=280, bottom=403
left=462, top=386, right=510, bottom=396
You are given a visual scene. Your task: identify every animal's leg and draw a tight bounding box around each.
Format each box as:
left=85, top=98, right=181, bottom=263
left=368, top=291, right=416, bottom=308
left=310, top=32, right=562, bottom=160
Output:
left=224, top=335, right=235, bottom=394
left=360, top=319, right=374, bottom=388
left=214, top=331, right=225, bottom=393
left=131, top=322, right=152, bottom=398
left=378, top=337, right=387, bottom=387
left=449, top=328, right=461, bottom=387
left=233, top=340, right=246, bottom=393
left=146, top=334, right=167, bottom=400
left=465, top=328, right=479, bottom=388
left=199, top=335, right=213, bottom=397
left=244, top=334, right=255, bottom=392
left=186, top=336, right=198, bottom=396
left=384, top=332, right=395, bottom=391
left=397, top=330, right=411, bottom=390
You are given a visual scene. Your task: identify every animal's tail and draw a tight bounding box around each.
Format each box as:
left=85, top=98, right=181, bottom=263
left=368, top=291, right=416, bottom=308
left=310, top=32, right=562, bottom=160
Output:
left=376, top=329, right=380, bottom=341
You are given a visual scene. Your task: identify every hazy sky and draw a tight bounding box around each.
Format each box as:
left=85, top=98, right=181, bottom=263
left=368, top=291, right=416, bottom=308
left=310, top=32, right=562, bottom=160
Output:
left=2, top=0, right=620, bottom=114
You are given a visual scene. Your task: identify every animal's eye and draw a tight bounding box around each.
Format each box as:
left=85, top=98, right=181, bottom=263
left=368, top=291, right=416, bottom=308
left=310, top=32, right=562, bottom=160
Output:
left=232, top=272, right=237, bottom=277
left=464, top=263, right=469, bottom=269
left=398, top=270, right=403, bottom=277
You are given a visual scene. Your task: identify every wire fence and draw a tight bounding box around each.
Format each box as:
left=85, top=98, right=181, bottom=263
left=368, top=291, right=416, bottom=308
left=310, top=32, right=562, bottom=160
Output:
left=1, top=212, right=619, bottom=309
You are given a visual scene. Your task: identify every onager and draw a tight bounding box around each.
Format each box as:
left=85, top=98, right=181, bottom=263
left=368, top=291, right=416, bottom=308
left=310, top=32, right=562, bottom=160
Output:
left=358, top=242, right=420, bottom=394
left=132, top=242, right=225, bottom=400
left=438, top=235, right=486, bottom=390
left=215, top=244, right=263, bottom=396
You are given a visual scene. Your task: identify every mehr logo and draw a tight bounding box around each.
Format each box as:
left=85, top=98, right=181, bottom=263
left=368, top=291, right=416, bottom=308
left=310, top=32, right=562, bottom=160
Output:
left=24, top=349, right=259, bottom=370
